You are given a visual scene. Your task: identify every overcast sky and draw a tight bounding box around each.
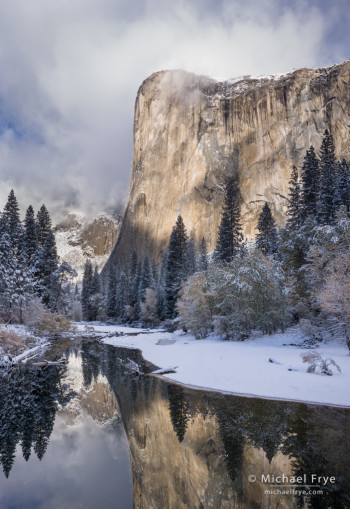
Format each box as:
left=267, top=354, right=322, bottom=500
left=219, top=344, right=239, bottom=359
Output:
left=0, top=0, right=349, bottom=220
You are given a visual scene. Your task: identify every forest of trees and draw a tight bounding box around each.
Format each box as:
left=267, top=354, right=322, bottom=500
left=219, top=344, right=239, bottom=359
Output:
left=0, top=192, right=77, bottom=324
left=5, top=129, right=349, bottom=350
left=79, top=129, right=350, bottom=350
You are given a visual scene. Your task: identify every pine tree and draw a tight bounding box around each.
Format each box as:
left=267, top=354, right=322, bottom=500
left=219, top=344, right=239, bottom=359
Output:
left=167, top=385, right=189, bottom=443
left=130, top=260, right=141, bottom=308
left=81, top=260, right=93, bottom=320
left=300, top=146, right=319, bottom=220
left=35, top=230, right=59, bottom=307
left=115, top=271, right=128, bottom=321
left=286, top=166, right=302, bottom=230
left=106, top=266, right=117, bottom=317
left=151, top=261, right=159, bottom=288
left=3, top=189, right=21, bottom=247
left=215, top=179, right=243, bottom=262
left=24, top=205, right=38, bottom=262
left=89, top=266, right=103, bottom=321
left=198, top=237, right=208, bottom=271
left=333, top=159, right=350, bottom=213
left=37, top=205, right=52, bottom=246
left=156, top=252, right=167, bottom=321
left=184, top=233, right=197, bottom=276
left=50, top=262, right=77, bottom=313
left=256, top=203, right=279, bottom=255
left=317, top=129, right=337, bottom=224
left=130, top=250, right=138, bottom=279
left=0, top=233, right=34, bottom=323
left=164, top=215, right=188, bottom=318
left=138, top=256, right=152, bottom=303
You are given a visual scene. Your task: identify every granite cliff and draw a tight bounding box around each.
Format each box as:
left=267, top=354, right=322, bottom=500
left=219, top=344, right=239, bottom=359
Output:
left=108, top=60, right=350, bottom=265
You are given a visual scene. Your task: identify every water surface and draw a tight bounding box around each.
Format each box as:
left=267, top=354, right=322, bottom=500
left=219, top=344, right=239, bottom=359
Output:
left=0, top=340, right=349, bottom=509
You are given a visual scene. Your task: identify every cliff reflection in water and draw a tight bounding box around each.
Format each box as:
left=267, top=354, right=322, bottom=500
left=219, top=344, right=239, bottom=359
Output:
left=0, top=341, right=349, bottom=509
left=82, top=342, right=350, bottom=509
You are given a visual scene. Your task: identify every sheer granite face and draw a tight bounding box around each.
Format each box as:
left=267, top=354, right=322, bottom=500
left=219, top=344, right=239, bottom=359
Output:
left=107, top=62, right=350, bottom=265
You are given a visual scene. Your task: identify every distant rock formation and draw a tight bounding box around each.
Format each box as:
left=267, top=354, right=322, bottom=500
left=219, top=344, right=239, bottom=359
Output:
left=55, top=211, right=121, bottom=279
left=107, top=60, right=350, bottom=266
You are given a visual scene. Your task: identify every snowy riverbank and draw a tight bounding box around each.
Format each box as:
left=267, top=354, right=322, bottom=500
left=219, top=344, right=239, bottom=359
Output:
left=75, top=324, right=350, bottom=407
left=0, top=324, right=49, bottom=371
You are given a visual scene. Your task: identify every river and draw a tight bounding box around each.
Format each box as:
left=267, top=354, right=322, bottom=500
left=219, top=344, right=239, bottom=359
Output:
left=0, top=339, right=349, bottom=508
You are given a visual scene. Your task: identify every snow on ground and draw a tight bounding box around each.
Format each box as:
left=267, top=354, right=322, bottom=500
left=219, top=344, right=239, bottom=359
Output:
left=100, top=326, right=350, bottom=407
left=0, top=324, right=49, bottom=369
left=74, top=322, right=160, bottom=334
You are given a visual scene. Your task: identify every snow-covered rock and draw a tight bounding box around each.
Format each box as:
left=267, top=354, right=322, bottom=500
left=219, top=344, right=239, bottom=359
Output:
left=55, top=211, right=122, bottom=280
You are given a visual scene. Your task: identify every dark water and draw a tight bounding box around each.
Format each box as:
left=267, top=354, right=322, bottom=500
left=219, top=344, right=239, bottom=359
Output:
left=0, top=340, right=349, bottom=509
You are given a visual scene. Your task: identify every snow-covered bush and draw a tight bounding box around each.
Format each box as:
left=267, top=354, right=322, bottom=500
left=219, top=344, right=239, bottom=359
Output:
left=23, top=298, right=71, bottom=334
left=301, top=350, right=341, bottom=376
left=299, top=319, right=322, bottom=342
left=177, top=272, right=215, bottom=338
left=140, top=288, right=159, bottom=325
left=177, top=250, right=288, bottom=340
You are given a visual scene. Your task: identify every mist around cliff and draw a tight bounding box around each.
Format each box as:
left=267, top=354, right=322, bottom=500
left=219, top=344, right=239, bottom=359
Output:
left=0, top=0, right=348, bottom=219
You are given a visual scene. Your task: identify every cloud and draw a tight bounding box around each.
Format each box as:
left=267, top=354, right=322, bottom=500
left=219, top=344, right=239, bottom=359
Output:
left=0, top=0, right=343, bottom=219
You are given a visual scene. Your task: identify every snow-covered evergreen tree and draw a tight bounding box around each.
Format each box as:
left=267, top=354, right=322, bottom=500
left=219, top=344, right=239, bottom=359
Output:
left=317, top=129, right=337, bottom=224
left=286, top=166, right=302, bottom=230
left=106, top=266, right=117, bottom=317
left=3, top=189, right=21, bottom=246
left=300, top=146, right=319, bottom=221
left=184, top=233, right=197, bottom=276
left=156, top=252, right=167, bottom=321
left=115, top=270, right=128, bottom=321
left=333, top=159, right=350, bottom=213
left=23, top=205, right=38, bottom=262
left=81, top=260, right=93, bottom=321
left=36, top=205, right=52, bottom=246
left=138, top=256, right=152, bottom=303
left=215, top=179, right=243, bottom=262
left=50, top=262, right=77, bottom=313
left=164, top=215, right=188, bottom=318
left=198, top=237, right=208, bottom=271
left=0, top=233, right=34, bottom=323
left=130, top=260, right=141, bottom=308
left=130, top=249, right=138, bottom=279
left=89, top=266, right=104, bottom=321
left=34, top=230, right=59, bottom=308
left=256, top=203, right=278, bottom=255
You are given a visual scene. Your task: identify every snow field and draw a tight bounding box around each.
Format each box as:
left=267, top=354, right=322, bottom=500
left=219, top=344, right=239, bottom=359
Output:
left=97, top=326, right=350, bottom=407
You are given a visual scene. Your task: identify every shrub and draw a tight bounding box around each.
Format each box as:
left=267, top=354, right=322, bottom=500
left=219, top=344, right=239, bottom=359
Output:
left=23, top=298, right=72, bottom=334
left=177, top=250, right=288, bottom=340
left=301, top=350, right=341, bottom=376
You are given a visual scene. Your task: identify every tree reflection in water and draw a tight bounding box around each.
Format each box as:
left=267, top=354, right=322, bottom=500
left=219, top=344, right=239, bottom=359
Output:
left=0, top=363, right=75, bottom=478
left=1, top=340, right=349, bottom=509
left=167, top=385, right=190, bottom=442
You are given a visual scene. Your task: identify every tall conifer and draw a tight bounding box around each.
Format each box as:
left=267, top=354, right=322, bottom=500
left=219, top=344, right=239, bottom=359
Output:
left=300, top=146, right=319, bottom=220
left=215, top=179, right=243, bottom=262
left=24, top=205, right=38, bottom=262
left=37, top=205, right=52, bottom=246
left=317, top=129, right=336, bottom=224
left=164, top=215, right=188, bottom=318
left=198, top=237, right=208, bottom=271
left=256, top=203, right=279, bottom=255
left=286, top=166, right=302, bottom=230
